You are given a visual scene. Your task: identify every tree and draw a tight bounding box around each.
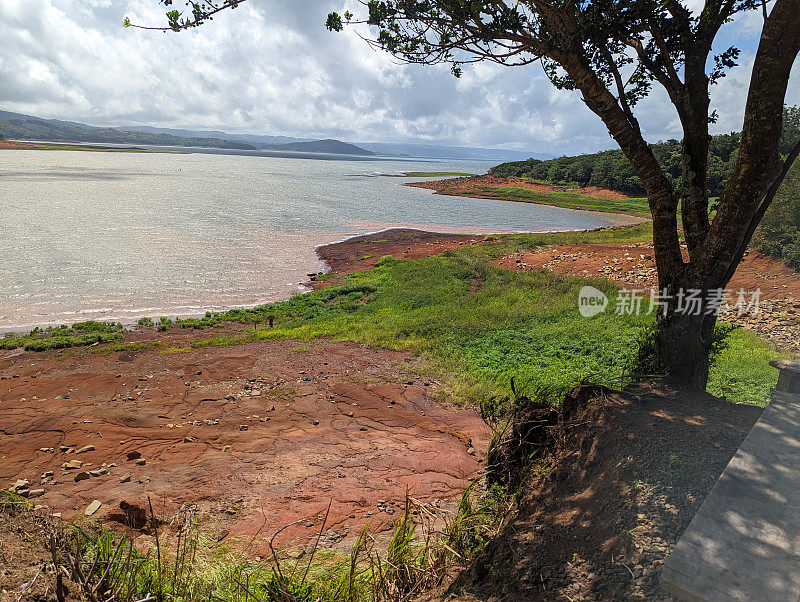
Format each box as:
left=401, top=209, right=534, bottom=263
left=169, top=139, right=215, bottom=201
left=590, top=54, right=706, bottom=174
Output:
left=136, top=0, right=800, bottom=390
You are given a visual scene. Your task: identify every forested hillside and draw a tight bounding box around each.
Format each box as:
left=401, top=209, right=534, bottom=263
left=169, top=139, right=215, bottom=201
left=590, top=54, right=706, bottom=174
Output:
left=492, top=106, right=799, bottom=198
left=0, top=111, right=256, bottom=150
left=754, top=160, right=800, bottom=269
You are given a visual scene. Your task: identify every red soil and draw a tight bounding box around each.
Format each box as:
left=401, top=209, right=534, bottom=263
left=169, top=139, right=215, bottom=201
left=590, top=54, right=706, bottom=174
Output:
left=409, top=174, right=631, bottom=201
left=495, top=242, right=800, bottom=300
left=0, top=338, right=487, bottom=554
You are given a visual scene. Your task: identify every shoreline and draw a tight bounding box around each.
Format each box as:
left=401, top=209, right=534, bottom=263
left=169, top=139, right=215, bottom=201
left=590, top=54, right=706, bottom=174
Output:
left=408, top=174, right=652, bottom=223
left=1, top=222, right=623, bottom=334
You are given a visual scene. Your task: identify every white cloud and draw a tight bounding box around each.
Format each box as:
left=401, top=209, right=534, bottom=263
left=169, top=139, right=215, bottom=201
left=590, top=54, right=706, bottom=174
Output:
left=0, top=0, right=794, bottom=155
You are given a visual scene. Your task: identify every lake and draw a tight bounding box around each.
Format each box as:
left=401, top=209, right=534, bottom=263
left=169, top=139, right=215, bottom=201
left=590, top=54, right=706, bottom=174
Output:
left=0, top=149, right=622, bottom=330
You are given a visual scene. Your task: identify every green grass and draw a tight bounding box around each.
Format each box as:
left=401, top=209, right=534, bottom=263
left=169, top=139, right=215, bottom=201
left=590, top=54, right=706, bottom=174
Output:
left=1, top=321, right=123, bottom=351
left=22, top=483, right=509, bottom=602
left=137, top=224, right=781, bottom=406
left=708, top=328, right=793, bottom=405
left=485, top=187, right=651, bottom=217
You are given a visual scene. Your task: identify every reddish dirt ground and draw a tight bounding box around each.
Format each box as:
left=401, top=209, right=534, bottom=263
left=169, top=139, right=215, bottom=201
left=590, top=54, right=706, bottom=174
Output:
left=0, top=141, right=39, bottom=150
left=495, top=242, right=800, bottom=300
left=310, top=228, right=492, bottom=286
left=408, top=174, right=631, bottom=201
left=0, top=338, right=487, bottom=556
left=456, top=382, right=764, bottom=601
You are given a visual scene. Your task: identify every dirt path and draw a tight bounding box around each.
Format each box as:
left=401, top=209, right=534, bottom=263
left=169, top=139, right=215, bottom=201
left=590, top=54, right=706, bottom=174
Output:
left=496, top=243, right=800, bottom=353
left=0, top=338, right=487, bottom=556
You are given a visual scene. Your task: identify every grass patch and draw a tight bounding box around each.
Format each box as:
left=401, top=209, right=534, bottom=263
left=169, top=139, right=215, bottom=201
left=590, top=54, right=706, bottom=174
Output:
left=488, top=187, right=651, bottom=217
left=101, top=341, right=163, bottom=354
left=21, top=486, right=510, bottom=602
left=708, top=328, right=791, bottom=406
left=0, top=321, right=123, bottom=352
left=191, top=335, right=247, bottom=349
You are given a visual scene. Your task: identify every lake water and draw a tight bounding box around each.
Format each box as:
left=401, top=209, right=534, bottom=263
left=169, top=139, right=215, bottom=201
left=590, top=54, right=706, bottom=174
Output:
left=0, top=150, right=622, bottom=330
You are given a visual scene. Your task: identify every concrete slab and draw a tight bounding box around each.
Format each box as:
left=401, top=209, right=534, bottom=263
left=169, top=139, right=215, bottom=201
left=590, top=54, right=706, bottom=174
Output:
left=661, top=391, right=800, bottom=601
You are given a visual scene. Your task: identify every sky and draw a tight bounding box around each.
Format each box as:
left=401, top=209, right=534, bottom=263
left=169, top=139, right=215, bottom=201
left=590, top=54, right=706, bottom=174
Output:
left=0, top=0, right=796, bottom=156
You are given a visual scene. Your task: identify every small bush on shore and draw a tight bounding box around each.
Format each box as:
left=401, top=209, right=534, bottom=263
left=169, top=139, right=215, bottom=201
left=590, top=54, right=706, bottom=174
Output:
left=0, top=321, right=123, bottom=351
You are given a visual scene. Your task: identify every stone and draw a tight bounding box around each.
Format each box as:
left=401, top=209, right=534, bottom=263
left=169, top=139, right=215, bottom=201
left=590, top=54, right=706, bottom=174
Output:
left=85, top=500, right=102, bottom=516
left=74, top=472, right=90, bottom=482
left=135, top=458, right=146, bottom=466
left=126, top=451, right=142, bottom=461
left=9, top=479, right=30, bottom=493
left=184, top=436, right=197, bottom=443
left=27, top=489, right=45, bottom=499
left=63, top=459, right=83, bottom=470
left=238, top=425, right=249, bottom=431
left=76, top=445, right=95, bottom=454
left=41, top=471, right=54, bottom=479
left=119, top=473, right=131, bottom=483
left=89, top=468, right=108, bottom=477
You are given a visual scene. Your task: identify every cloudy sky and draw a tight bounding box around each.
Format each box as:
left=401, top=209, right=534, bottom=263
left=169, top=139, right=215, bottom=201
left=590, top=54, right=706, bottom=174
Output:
left=0, top=0, right=796, bottom=155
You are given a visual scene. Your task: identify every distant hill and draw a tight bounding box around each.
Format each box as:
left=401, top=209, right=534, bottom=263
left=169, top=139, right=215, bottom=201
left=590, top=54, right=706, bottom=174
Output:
left=0, top=111, right=256, bottom=150
left=357, top=142, right=553, bottom=162
left=0, top=110, right=553, bottom=161
left=118, top=125, right=311, bottom=147
left=267, top=139, right=373, bottom=156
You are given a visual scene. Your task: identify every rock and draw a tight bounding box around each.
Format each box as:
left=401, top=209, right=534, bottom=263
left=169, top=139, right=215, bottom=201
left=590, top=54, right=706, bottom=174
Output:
left=467, top=447, right=475, bottom=455
left=76, top=445, right=95, bottom=454
left=74, top=472, right=90, bottom=482
left=27, top=489, right=45, bottom=499
left=126, top=451, right=142, bottom=461
left=41, top=471, right=54, bottom=479
left=9, top=479, right=30, bottom=493
left=63, top=459, right=83, bottom=470
left=184, top=436, right=197, bottom=443
left=119, top=473, right=131, bottom=483
left=222, top=445, right=232, bottom=452
left=85, top=500, right=102, bottom=516
left=238, top=425, right=249, bottom=431
left=89, top=468, right=109, bottom=477
left=135, top=458, right=147, bottom=466
left=312, top=420, right=320, bottom=426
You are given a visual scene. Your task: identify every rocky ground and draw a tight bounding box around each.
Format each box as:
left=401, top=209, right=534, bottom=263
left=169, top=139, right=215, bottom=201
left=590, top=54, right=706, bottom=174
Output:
left=0, top=337, right=487, bottom=561
left=496, top=243, right=800, bottom=353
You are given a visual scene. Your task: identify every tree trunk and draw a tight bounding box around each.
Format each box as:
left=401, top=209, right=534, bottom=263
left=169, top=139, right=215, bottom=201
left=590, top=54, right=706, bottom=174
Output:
left=654, top=308, right=718, bottom=389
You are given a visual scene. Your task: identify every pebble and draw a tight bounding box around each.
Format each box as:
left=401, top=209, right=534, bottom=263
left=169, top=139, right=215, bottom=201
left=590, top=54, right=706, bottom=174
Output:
left=74, top=472, right=90, bottom=482
left=135, top=458, right=147, bottom=466
left=63, top=459, right=83, bottom=470
left=89, top=468, right=109, bottom=477
left=85, top=500, right=102, bottom=516
left=119, top=473, right=132, bottom=483
left=76, top=445, right=95, bottom=454
left=126, top=451, right=142, bottom=461
left=27, top=489, right=45, bottom=499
